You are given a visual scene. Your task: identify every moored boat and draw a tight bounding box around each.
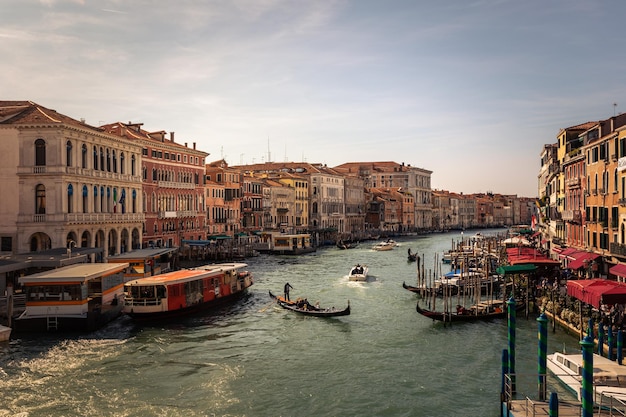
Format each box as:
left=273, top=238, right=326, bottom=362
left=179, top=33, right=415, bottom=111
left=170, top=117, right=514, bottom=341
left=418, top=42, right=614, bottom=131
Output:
left=416, top=299, right=509, bottom=322
left=123, top=262, right=253, bottom=319
left=348, top=264, right=368, bottom=281
left=16, top=263, right=129, bottom=332
left=269, top=290, right=350, bottom=317
left=547, top=351, right=626, bottom=403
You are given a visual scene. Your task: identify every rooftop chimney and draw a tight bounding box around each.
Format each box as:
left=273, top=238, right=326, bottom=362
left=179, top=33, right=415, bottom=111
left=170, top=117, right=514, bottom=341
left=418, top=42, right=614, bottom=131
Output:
left=193, top=142, right=196, bottom=150
left=170, top=132, right=175, bottom=142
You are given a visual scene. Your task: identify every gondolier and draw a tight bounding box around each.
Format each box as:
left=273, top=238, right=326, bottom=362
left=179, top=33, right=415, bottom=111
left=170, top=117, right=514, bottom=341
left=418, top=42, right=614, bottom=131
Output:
left=284, top=282, right=294, bottom=301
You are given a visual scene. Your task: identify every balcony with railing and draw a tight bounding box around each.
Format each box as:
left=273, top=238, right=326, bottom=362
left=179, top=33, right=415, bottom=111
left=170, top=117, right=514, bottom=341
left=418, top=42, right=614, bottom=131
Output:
left=561, top=210, right=581, bottom=222
left=565, top=177, right=581, bottom=188
left=611, top=242, right=626, bottom=257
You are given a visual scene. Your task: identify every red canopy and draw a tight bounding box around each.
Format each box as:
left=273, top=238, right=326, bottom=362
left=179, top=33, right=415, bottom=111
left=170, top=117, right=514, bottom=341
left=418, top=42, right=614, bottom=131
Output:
left=567, top=252, right=600, bottom=270
left=610, top=264, right=626, bottom=279
left=505, top=247, right=560, bottom=266
left=558, top=247, right=580, bottom=258
left=567, top=279, right=626, bottom=308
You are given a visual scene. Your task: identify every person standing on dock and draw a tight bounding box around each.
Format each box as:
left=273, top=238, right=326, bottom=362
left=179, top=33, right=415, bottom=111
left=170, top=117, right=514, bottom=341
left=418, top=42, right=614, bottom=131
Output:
left=284, top=282, right=294, bottom=301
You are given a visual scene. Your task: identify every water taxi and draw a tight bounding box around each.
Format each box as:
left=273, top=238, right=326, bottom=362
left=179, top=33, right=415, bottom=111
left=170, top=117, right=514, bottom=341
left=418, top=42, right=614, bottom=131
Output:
left=123, top=263, right=253, bottom=319
left=348, top=264, right=369, bottom=281
left=16, top=263, right=129, bottom=332
left=547, top=351, right=626, bottom=403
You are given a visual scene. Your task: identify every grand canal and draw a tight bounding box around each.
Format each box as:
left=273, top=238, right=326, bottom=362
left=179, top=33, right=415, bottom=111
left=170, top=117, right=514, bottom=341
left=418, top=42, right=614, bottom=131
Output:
left=0, top=230, right=583, bottom=417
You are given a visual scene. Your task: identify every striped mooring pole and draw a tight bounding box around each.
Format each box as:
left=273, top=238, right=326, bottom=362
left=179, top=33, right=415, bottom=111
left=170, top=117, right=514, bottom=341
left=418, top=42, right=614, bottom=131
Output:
left=598, top=324, right=604, bottom=356
left=501, top=348, right=509, bottom=417
left=507, top=296, right=516, bottom=394
left=609, top=328, right=615, bottom=361
left=580, top=334, right=594, bottom=417
left=537, top=312, right=548, bottom=401
left=548, top=392, right=559, bottom=417
left=618, top=330, right=623, bottom=365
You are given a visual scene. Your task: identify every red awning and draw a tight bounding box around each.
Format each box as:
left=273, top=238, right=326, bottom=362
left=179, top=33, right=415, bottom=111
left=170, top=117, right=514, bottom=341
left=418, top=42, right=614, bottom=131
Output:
left=610, top=264, right=626, bottom=278
left=567, top=252, right=600, bottom=270
left=558, top=247, right=579, bottom=258
left=505, top=247, right=560, bottom=266
left=567, top=279, right=626, bottom=308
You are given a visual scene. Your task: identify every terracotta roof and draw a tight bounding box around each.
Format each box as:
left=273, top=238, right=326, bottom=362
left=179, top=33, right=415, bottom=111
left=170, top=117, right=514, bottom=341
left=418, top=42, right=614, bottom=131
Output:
left=0, top=100, right=102, bottom=131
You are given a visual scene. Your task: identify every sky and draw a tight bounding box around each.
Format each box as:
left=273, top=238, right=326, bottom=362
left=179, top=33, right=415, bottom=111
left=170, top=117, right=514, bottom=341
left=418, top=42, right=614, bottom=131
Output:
left=3, top=0, right=626, bottom=198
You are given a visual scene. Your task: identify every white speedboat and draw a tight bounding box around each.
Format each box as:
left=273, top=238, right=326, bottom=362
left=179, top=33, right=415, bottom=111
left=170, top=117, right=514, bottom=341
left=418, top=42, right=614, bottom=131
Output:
left=372, top=241, right=394, bottom=251
left=349, top=265, right=369, bottom=282
left=547, top=351, right=626, bottom=403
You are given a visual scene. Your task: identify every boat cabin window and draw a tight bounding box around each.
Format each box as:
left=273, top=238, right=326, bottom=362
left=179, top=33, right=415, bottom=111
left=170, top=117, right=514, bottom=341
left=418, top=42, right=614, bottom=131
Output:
left=127, top=285, right=166, bottom=299
left=26, top=284, right=82, bottom=301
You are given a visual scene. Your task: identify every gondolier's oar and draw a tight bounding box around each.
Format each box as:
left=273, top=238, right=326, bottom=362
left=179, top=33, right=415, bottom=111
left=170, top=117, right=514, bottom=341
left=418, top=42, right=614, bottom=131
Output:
left=258, top=300, right=276, bottom=312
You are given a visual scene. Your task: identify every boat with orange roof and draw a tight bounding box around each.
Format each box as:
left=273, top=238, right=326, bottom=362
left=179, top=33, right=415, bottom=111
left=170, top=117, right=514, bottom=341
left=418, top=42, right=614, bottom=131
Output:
left=123, top=263, right=253, bottom=319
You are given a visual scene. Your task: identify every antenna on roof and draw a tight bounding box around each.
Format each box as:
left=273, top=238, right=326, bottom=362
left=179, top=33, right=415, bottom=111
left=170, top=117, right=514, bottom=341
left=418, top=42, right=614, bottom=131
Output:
left=614, top=102, right=618, bottom=116
left=267, top=136, right=271, bottom=163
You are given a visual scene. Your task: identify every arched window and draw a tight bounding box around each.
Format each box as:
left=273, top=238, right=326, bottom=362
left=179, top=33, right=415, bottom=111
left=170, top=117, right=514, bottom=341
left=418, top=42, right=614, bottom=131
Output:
left=100, top=147, right=105, bottom=171
left=35, top=139, right=46, bottom=166
left=132, top=189, right=137, bottom=213
left=120, top=152, right=125, bottom=174
left=106, top=149, right=111, bottom=172
left=131, top=155, right=136, bottom=176
left=93, top=146, right=99, bottom=170
left=82, top=185, right=88, bottom=213
left=66, top=141, right=73, bottom=167
left=82, top=144, right=88, bottom=168
left=67, top=184, right=74, bottom=213
left=36, top=184, right=46, bottom=214
left=112, top=150, right=117, bottom=173
left=94, top=186, right=99, bottom=213
left=100, top=186, right=105, bottom=212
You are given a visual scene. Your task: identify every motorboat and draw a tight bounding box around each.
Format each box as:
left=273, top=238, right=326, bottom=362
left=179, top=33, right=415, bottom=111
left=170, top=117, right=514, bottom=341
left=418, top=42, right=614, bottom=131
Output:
left=348, top=264, right=369, bottom=282
left=547, top=351, right=626, bottom=403
left=372, top=241, right=394, bottom=251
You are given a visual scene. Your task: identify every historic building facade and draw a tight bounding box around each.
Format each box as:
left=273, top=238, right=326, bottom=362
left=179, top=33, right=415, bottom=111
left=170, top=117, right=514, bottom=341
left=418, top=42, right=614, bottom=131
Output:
left=0, top=101, right=144, bottom=257
left=101, top=123, right=208, bottom=248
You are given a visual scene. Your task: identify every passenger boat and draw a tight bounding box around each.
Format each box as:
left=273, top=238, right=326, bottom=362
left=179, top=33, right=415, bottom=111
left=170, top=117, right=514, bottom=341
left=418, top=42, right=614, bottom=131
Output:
left=348, top=264, right=368, bottom=281
left=16, top=263, right=129, bottom=332
left=123, top=263, right=253, bottom=319
left=0, top=325, right=11, bottom=341
left=268, top=291, right=350, bottom=317
left=256, top=232, right=316, bottom=255
left=415, top=299, right=510, bottom=322
left=547, top=351, right=626, bottom=403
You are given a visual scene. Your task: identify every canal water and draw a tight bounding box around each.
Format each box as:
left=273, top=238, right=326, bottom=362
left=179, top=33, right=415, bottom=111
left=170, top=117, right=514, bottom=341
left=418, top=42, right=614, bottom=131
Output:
left=0, top=230, right=583, bottom=417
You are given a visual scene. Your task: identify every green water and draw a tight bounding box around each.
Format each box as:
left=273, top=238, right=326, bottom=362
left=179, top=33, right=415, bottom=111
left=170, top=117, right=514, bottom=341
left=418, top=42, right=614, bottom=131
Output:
left=0, top=230, right=582, bottom=416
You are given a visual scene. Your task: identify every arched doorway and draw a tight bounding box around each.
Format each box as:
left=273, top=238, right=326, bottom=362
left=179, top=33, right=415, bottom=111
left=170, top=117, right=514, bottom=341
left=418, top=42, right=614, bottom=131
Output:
left=29, top=232, right=52, bottom=252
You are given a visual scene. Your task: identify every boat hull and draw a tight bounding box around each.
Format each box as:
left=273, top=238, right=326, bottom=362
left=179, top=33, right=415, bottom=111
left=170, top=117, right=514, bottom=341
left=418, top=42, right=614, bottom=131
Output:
left=125, top=290, right=250, bottom=320
left=415, top=300, right=514, bottom=322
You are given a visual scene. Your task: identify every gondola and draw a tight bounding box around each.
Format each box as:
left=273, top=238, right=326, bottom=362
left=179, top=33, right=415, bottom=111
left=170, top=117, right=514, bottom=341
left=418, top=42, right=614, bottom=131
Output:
left=336, top=240, right=358, bottom=250
left=269, top=290, right=351, bottom=317
left=402, top=281, right=420, bottom=294
left=415, top=299, right=513, bottom=323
